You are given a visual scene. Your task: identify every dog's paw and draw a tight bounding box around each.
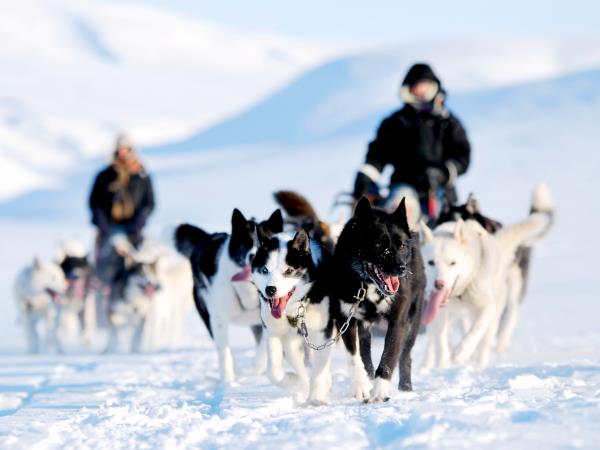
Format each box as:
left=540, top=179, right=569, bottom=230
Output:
left=495, top=341, right=509, bottom=353
left=305, top=397, right=328, bottom=407
left=222, top=370, right=236, bottom=384
left=352, top=381, right=372, bottom=401
left=308, top=379, right=330, bottom=405
left=279, top=371, right=299, bottom=388
left=365, top=377, right=391, bottom=403
left=452, top=351, right=468, bottom=366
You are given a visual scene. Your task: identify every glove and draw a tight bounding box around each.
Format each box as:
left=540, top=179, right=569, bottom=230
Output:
left=353, top=172, right=380, bottom=200
left=425, top=165, right=449, bottom=188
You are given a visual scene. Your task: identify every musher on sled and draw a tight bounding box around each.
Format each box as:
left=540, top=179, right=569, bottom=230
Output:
left=351, top=63, right=471, bottom=227
left=89, top=133, right=155, bottom=252
left=88, top=134, right=155, bottom=327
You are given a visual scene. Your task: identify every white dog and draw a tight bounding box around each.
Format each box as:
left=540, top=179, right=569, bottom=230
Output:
left=143, top=252, right=195, bottom=350
left=420, top=184, right=553, bottom=368
left=14, top=257, right=67, bottom=353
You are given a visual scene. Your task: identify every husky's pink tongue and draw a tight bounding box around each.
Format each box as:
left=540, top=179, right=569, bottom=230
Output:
left=269, top=292, right=292, bottom=319
left=231, top=264, right=251, bottom=282
left=143, top=284, right=156, bottom=296
left=383, top=274, right=400, bottom=294
left=421, top=290, right=447, bottom=325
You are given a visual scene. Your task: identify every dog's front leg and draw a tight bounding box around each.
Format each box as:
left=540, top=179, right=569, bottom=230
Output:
left=251, top=325, right=267, bottom=375
left=341, top=319, right=372, bottom=400
left=212, top=316, right=235, bottom=383
left=82, top=292, right=97, bottom=348
left=48, top=307, right=63, bottom=354
left=369, top=318, right=406, bottom=402
left=422, top=331, right=436, bottom=371
left=284, top=335, right=309, bottom=402
left=434, top=307, right=451, bottom=369
left=131, top=317, right=145, bottom=353
left=496, top=265, right=523, bottom=352
left=307, top=329, right=334, bottom=405
left=104, top=323, right=118, bottom=353
left=266, top=334, right=285, bottom=384
left=453, top=301, right=496, bottom=365
left=25, top=313, right=40, bottom=354
left=358, top=322, right=374, bottom=378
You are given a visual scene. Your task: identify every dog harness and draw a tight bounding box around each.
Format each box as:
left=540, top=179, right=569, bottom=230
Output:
left=293, top=283, right=367, bottom=351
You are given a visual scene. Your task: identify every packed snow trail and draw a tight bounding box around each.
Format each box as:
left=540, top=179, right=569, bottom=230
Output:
left=1, top=305, right=599, bottom=450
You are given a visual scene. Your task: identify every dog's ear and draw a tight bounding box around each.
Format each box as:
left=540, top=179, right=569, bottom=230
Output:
left=391, top=197, right=410, bottom=232
left=264, top=209, right=284, bottom=234
left=54, top=242, right=66, bottom=264
left=256, top=224, right=272, bottom=246
left=353, top=196, right=374, bottom=221
left=419, top=220, right=434, bottom=244
left=453, top=219, right=468, bottom=245
left=231, top=208, right=248, bottom=230
left=291, top=230, right=311, bottom=255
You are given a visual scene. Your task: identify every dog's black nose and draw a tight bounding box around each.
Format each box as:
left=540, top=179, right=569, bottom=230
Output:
left=265, top=286, right=277, bottom=297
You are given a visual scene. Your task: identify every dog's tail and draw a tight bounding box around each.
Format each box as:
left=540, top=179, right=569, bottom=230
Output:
left=495, top=182, right=554, bottom=260
left=274, top=190, right=336, bottom=249
left=174, top=224, right=211, bottom=259
left=273, top=191, right=319, bottom=222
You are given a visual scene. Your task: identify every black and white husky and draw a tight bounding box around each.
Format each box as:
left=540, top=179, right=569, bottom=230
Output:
left=174, top=209, right=274, bottom=382
left=333, top=197, right=426, bottom=402
left=55, top=239, right=96, bottom=347
left=251, top=217, right=334, bottom=404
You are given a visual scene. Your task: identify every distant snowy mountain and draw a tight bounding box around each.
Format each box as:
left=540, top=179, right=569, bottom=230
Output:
left=152, top=39, right=600, bottom=152
left=0, top=0, right=338, bottom=200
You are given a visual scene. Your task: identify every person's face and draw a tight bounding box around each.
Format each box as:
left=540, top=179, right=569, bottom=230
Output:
left=116, top=146, right=132, bottom=161
left=410, top=80, right=436, bottom=100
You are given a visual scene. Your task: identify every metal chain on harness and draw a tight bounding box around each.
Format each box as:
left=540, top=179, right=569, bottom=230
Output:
left=295, top=283, right=367, bottom=351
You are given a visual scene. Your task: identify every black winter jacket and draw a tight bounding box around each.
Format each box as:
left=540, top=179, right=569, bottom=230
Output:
left=355, top=104, right=471, bottom=201
left=89, top=165, right=155, bottom=236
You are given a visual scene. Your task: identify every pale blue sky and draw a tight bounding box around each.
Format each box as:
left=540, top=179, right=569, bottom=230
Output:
left=107, top=0, right=599, bottom=45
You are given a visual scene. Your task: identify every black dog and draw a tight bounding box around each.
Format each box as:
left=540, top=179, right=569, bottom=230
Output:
left=333, top=196, right=425, bottom=402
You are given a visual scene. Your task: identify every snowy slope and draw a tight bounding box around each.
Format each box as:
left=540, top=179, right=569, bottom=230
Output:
left=0, top=0, right=338, bottom=201
left=152, top=38, right=600, bottom=152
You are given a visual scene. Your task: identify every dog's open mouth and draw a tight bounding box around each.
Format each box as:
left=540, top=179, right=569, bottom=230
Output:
left=421, top=289, right=451, bottom=325
left=267, top=287, right=295, bottom=319
left=231, top=264, right=252, bottom=282
left=46, top=288, right=62, bottom=303
left=366, top=262, right=400, bottom=295
left=139, top=282, right=159, bottom=296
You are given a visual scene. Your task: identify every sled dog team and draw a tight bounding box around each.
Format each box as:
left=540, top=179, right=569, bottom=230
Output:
left=14, top=183, right=552, bottom=403
left=14, top=236, right=194, bottom=354
left=173, top=183, right=553, bottom=404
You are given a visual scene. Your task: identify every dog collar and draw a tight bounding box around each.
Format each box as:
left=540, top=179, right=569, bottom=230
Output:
left=287, top=297, right=310, bottom=328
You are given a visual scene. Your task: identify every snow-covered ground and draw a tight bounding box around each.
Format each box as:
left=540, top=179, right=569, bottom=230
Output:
left=1, top=5, right=599, bottom=446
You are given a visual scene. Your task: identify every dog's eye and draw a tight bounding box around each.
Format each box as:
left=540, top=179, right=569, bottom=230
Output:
left=449, top=261, right=457, bottom=266
left=283, top=268, right=294, bottom=276
left=259, top=266, right=269, bottom=274
left=428, top=260, right=435, bottom=266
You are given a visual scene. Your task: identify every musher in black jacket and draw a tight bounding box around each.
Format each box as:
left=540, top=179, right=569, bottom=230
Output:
left=89, top=134, right=155, bottom=248
left=352, top=63, right=471, bottom=225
